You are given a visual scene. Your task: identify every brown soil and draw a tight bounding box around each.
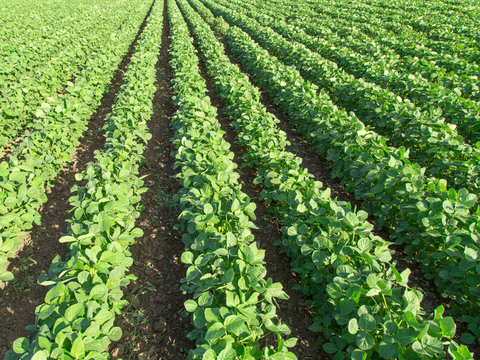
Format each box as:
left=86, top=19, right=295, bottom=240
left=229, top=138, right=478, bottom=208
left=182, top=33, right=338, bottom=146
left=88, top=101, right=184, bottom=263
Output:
left=109, top=2, right=194, bottom=359
left=0, top=3, right=155, bottom=357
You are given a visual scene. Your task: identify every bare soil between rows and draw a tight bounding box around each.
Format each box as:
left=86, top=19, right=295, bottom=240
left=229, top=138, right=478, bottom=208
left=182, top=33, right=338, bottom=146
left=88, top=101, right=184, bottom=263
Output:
left=109, top=1, right=194, bottom=358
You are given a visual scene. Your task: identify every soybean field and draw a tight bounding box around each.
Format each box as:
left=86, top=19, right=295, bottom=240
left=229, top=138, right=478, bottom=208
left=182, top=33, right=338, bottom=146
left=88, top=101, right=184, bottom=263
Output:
left=0, top=0, right=479, bottom=359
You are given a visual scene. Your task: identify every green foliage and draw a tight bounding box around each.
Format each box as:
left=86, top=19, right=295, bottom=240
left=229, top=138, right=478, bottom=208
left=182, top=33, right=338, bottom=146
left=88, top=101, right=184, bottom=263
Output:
left=0, top=0, right=145, bottom=153
left=212, top=17, right=229, bottom=37
left=206, top=0, right=480, bottom=327
left=224, top=5, right=480, bottom=195
left=179, top=0, right=474, bottom=358
left=0, top=0, right=152, bottom=284
left=168, top=1, right=296, bottom=358
left=4, top=2, right=163, bottom=358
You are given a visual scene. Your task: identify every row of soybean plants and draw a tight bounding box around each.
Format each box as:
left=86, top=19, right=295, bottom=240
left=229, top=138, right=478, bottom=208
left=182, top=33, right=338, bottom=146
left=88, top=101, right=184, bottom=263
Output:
left=5, top=1, right=163, bottom=358
left=286, top=0, right=480, bottom=105
left=199, top=0, right=480, bottom=348
left=227, top=0, right=480, bottom=149
left=0, top=0, right=151, bottom=283
left=167, top=0, right=297, bottom=358
left=0, top=0, right=143, bottom=153
left=178, top=0, right=472, bottom=358
left=312, top=0, right=480, bottom=63
left=238, top=0, right=480, bottom=141
left=214, top=0, right=480, bottom=199
left=324, top=0, right=480, bottom=49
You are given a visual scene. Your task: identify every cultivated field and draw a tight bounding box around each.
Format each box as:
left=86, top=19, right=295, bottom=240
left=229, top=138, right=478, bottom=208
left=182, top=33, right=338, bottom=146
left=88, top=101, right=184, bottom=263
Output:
left=0, top=0, right=478, bottom=358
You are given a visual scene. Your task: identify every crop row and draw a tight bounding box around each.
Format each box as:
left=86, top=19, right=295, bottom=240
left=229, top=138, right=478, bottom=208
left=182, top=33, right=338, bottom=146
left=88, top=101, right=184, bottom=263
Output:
left=167, top=1, right=297, bottom=358
left=200, top=0, right=480, bottom=346
left=0, top=0, right=150, bottom=283
left=5, top=1, right=163, bottom=358
left=179, top=0, right=473, bottom=358
left=311, top=0, right=480, bottom=64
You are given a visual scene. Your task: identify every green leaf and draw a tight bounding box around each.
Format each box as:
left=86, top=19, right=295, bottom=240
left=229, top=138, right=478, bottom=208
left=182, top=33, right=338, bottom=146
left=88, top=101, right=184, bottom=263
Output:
left=202, top=349, right=216, bottom=360
left=357, top=238, right=370, bottom=252
left=356, top=332, right=375, bottom=350
left=348, top=318, right=359, bottom=334
left=89, top=284, right=108, bottom=300
left=226, top=232, right=237, bottom=247
left=400, top=268, right=411, bottom=286
left=287, top=226, right=297, bottom=236
left=439, top=317, right=456, bottom=338
left=31, top=351, right=47, bottom=360
left=442, top=200, right=454, bottom=213
left=224, top=315, right=244, bottom=335
left=131, top=228, right=144, bottom=238
left=0, top=271, right=14, bottom=282
left=205, top=322, right=225, bottom=342
left=464, top=247, right=478, bottom=262
left=204, top=308, right=220, bottom=323
left=12, top=337, right=30, bottom=354
left=181, top=251, right=194, bottom=264
left=351, top=349, right=367, bottom=360
left=460, top=332, right=476, bottom=345
left=59, top=236, right=77, bottom=243
left=226, top=291, right=237, bottom=308
left=198, top=292, right=213, bottom=307
left=284, top=337, right=298, bottom=348
left=65, top=303, right=84, bottom=323
left=383, top=320, right=398, bottom=335
left=245, top=202, right=256, bottom=220
left=109, top=326, right=122, bottom=341
left=297, top=203, right=307, bottom=213
left=379, top=341, right=397, bottom=358
left=204, top=203, right=213, bottom=214
left=231, top=198, right=240, bottom=212
left=71, top=337, right=85, bottom=359
left=45, top=283, right=67, bottom=304
left=359, top=313, right=376, bottom=331
left=184, top=299, right=198, bottom=312
left=322, top=342, right=337, bottom=354
left=339, top=298, right=355, bottom=315
left=217, top=347, right=236, bottom=360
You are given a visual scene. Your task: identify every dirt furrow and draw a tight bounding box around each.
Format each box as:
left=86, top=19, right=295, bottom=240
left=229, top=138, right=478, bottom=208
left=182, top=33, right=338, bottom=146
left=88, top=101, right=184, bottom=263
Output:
left=110, top=1, right=194, bottom=358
